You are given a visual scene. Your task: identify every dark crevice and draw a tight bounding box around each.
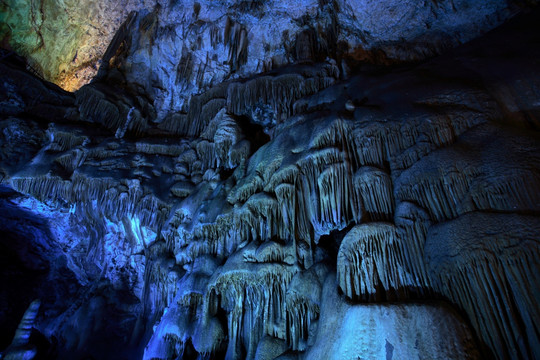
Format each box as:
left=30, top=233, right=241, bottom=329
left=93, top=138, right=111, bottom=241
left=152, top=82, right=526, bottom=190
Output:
left=232, top=114, right=270, bottom=153
left=317, top=224, right=355, bottom=267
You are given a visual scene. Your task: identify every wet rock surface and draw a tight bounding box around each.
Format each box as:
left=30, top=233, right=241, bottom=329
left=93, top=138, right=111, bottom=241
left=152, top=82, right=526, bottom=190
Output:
left=1, top=4, right=540, bottom=360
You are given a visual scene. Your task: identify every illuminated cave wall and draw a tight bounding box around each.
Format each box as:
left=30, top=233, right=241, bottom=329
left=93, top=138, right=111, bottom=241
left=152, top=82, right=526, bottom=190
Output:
left=0, top=0, right=528, bottom=92
left=0, top=0, right=154, bottom=91
left=0, top=1, right=539, bottom=360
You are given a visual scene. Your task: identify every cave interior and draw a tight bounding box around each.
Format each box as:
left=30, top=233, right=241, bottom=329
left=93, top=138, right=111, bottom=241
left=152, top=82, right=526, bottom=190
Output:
left=0, top=1, right=539, bottom=359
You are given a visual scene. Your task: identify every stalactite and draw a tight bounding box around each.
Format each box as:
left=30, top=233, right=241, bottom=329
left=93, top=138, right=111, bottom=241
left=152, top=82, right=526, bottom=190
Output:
left=389, top=143, right=429, bottom=177
left=350, top=116, right=473, bottom=175
left=228, top=139, right=251, bottom=169
left=224, top=18, right=248, bottom=72
left=470, top=172, right=540, bottom=212
left=395, top=163, right=477, bottom=221
left=185, top=85, right=228, bottom=137
left=11, top=171, right=170, bottom=231
left=213, top=110, right=242, bottom=166
left=228, top=173, right=264, bottom=204
left=192, top=315, right=227, bottom=357
left=54, top=149, right=85, bottom=174
left=170, top=181, right=195, bottom=198
left=195, top=140, right=218, bottom=170
left=76, top=85, right=149, bottom=137
left=143, top=255, right=179, bottom=317
left=284, top=267, right=326, bottom=351
left=426, top=212, right=540, bottom=360
left=206, top=258, right=298, bottom=360
left=4, top=11, right=540, bottom=360
left=2, top=300, right=41, bottom=360
left=8, top=300, right=41, bottom=347
left=353, top=166, right=394, bottom=221
left=264, top=164, right=300, bottom=194
left=84, top=146, right=126, bottom=162
left=293, top=180, right=316, bottom=247
left=285, top=295, right=320, bottom=351
left=47, top=129, right=88, bottom=152
left=247, top=193, right=283, bottom=241
left=337, top=223, right=420, bottom=302
left=226, top=66, right=336, bottom=127
left=316, top=162, right=356, bottom=232
left=225, top=140, right=363, bottom=255
left=188, top=216, right=236, bottom=260
left=297, top=148, right=358, bottom=234
left=243, top=240, right=296, bottom=265
left=231, top=193, right=284, bottom=243
left=275, top=182, right=298, bottom=241
left=421, top=115, right=456, bottom=148
left=143, top=300, right=196, bottom=360
left=227, top=74, right=302, bottom=126
left=310, top=118, right=355, bottom=162
left=395, top=128, right=540, bottom=222
left=156, top=112, right=189, bottom=135
left=76, top=85, right=123, bottom=131
left=10, top=175, right=72, bottom=203
left=394, top=201, right=433, bottom=295
left=190, top=108, right=247, bottom=171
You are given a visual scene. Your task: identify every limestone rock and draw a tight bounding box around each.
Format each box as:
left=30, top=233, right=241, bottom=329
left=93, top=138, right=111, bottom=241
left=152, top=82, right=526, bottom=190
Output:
left=0, top=0, right=153, bottom=91
left=305, top=275, right=481, bottom=360
left=1, top=5, right=540, bottom=360
left=1, top=0, right=534, bottom=95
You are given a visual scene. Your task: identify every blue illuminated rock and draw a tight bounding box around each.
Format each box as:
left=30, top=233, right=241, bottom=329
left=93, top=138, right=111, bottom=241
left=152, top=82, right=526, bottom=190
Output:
left=0, top=0, right=533, bottom=94
left=0, top=4, right=539, bottom=360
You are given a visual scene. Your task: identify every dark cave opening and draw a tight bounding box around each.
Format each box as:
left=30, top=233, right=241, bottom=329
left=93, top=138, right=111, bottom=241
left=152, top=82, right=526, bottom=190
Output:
left=232, top=114, right=270, bottom=153
left=0, top=231, right=46, bottom=350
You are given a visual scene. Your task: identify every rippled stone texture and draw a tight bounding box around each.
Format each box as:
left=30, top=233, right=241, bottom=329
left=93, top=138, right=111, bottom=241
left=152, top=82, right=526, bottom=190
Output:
left=1, top=3, right=539, bottom=360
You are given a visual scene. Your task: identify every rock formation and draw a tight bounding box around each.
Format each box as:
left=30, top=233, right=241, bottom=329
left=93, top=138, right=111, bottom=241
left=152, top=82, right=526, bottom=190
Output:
left=1, top=1, right=539, bottom=360
left=0, top=0, right=532, bottom=92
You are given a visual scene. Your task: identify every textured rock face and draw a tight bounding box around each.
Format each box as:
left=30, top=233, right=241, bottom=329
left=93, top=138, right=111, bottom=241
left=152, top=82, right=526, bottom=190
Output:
left=0, top=0, right=533, bottom=93
left=1, top=3, right=540, bottom=360
left=0, top=0, right=155, bottom=91
left=94, top=0, right=535, bottom=121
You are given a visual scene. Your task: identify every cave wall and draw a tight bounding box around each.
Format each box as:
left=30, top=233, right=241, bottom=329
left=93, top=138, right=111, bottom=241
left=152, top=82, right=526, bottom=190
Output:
left=0, top=0, right=154, bottom=91
left=0, top=0, right=532, bottom=92
left=1, top=2, right=540, bottom=360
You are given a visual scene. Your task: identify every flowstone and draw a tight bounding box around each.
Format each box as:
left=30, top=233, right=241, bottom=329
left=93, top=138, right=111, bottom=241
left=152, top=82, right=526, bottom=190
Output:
left=1, top=4, right=540, bottom=360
